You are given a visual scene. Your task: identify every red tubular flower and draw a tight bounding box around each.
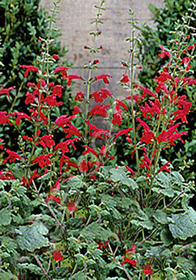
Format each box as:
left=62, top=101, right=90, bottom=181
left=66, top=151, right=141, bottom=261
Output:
left=10, top=112, right=31, bottom=126
left=3, top=149, right=21, bottom=163
left=115, top=128, right=132, bottom=139
left=91, top=88, right=111, bottom=103
left=89, top=105, right=110, bottom=118
left=72, top=106, right=81, bottom=115
left=139, top=86, right=156, bottom=97
left=121, top=256, right=137, bottom=266
left=19, top=65, right=39, bottom=77
left=125, top=166, right=135, bottom=176
left=143, top=263, right=153, bottom=275
left=0, top=111, right=10, bottom=125
left=0, top=138, right=4, bottom=150
left=55, top=139, right=77, bottom=155
left=158, top=161, right=171, bottom=173
left=158, top=45, right=171, bottom=59
left=55, top=115, right=75, bottom=127
left=53, top=54, right=59, bottom=60
left=120, top=73, right=130, bottom=83
left=87, top=122, right=110, bottom=139
left=0, top=86, right=15, bottom=99
left=95, top=74, right=112, bottom=84
left=66, top=74, right=82, bottom=86
left=52, top=250, right=63, bottom=261
left=0, top=170, right=15, bottom=180
left=44, top=94, right=63, bottom=107
left=39, top=135, right=55, bottom=148
left=97, top=240, right=109, bottom=250
left=79, top=159, right=89, bottom=171
left=54, top=66, right=70, bottom=78
left=31, top=153, right=53, bottom=167
left=52, top=85, right=63, bottom=97
left=83, top=145, right=99, bottom=157
left=116, top=99, right=129, bottom=112
left=75, top=91, right=84, bottom=102
left=63, top=124, right=81, bottom=138
left=45, top=194, right=61, bottom=204
left=112, top=110, right=123, bottom=126
left=67, top=200, right=77, bottom=212
left=25, top=92, right=35, bottom=104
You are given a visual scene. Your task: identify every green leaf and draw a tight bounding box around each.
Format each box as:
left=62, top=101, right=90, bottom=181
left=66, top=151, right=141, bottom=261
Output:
left=160, top=228, right=173, bottom=246
left=169, top=211, right=196, bottom=240
left=67, top=175, right=84, bottom=189
left=0, top=208, right=12, bottom=226
left=0, top=271, right=18, bottom=280
left=153, top=210, right=167, bottom=224
left=70, top=271, right=87, bottom=280
left=16, top=222, right=49, bottom=251
left=18, top=263, right=42, bottom=274
left=109, top=167, right=138, bottom=189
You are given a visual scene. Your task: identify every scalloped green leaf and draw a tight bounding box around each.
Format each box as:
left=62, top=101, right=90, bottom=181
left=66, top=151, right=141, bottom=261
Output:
left=110, top=167, right=138, bottom=189
left=16, top=222, right=49, bottom=252
left=0, top=208, right=12, bottom=226
left=169, top=211, right=196, bottom=240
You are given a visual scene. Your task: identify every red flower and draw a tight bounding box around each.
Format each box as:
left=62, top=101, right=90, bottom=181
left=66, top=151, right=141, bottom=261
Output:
left=45, top=194, right=61, bottom=204
left=75, top=91, right=84, bottom=102
left=19, top=65, right=39, bottom=77
left=0, top=86, right=15, bottom=99
left=143, top=263, right=153, bottom=275
left=87, top=122, right=110, bottom=139
left=120, top=73, right=130, bottom=83
left=25, top=92, right=35, bottom=104
left=83, top=145, right=99, bottom=157
left=31, top=153, right=53, bottom=167
left=55, top=139, right=77, bottom=154
left=53, top=54, right=59, bottom=60
left=0, top=138, right=4, bottom=150
left=115, top=128, right=132, bottom=139
left=96, top=74, right=112, bottom=84
left=112, top=110, right=123, bottom=126
left=39, top=135, right=55, bottom=148
left=91, top=88, right=111, bottom=103
left=158, top=161, right=171, bottom=173
left=121, top=256, right=137, bottom=266
left=79, top=159, right=90, bottom=171
left=67, top=200, right=77, bottom=212
left=0, top=111, right=10, bottom=125
left=72, top=106, right=81, bottom=115
left=52, top=84, right=63, bottom=97
left=66, top=74, right=82, bottom=86
left=158, top=45, right=171, bottom=59
left=44, top=94, right=63, bottom=107
left=63, top=124, right=81, bottom=138
left=10, top=112, right=31, bottom=126
left=3, top=149, right=21, bottom=163
left=55, top=115, right=75, bottom=127
left=139, top=86, right=156, bottom=97
left=97, top=240, right=109, bottom=250
left=126, top=245, right=136, bottom=255
left=116, top=99, right=128, bottom=112
left=52, top=250, right=63, bottom=261
left=54, top=66, right=70, bottom=78
left=89, top=105, right=110, bottom=118
left=125, top=166, right=135, bottom=176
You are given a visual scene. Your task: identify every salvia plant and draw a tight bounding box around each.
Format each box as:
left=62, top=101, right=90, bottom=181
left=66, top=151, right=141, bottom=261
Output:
left=0, top=1, right=196, bottom=280
left=134, top=0, right=196, bottom=183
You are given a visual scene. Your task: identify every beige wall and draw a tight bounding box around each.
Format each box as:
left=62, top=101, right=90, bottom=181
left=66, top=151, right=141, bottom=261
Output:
left=41, top=0, right=165, bottom=97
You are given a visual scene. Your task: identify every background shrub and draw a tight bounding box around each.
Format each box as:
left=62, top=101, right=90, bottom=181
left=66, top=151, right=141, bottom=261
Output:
left=0, top=0, right=74, bottom=149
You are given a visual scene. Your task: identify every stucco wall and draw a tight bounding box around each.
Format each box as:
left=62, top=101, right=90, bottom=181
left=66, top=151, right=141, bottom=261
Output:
left=40, top=0, right=165, bottom=96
